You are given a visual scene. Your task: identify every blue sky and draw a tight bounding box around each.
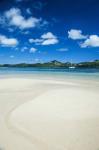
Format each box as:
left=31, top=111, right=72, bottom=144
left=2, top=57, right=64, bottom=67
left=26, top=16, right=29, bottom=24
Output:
left=0, top=0, right=99, bottom=64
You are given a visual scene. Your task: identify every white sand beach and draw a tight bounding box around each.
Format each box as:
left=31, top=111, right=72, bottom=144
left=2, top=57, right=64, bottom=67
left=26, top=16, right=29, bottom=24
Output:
left=0, top=76, right=99, bottom=150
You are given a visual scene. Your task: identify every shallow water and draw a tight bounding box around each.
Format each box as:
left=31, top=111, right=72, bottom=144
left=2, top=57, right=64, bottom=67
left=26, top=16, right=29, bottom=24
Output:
left=0, top=67, right=99, bottom=81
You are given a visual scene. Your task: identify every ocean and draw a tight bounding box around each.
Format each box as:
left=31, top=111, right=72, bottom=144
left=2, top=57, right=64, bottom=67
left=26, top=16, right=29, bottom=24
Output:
left=0, top=67, right=99, bottom=81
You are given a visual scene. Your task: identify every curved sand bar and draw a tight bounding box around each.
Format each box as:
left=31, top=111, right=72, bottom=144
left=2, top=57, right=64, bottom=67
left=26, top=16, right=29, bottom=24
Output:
left=9, top=81, right=99, bottom=150
left=0, top=77, right=99, bottom=150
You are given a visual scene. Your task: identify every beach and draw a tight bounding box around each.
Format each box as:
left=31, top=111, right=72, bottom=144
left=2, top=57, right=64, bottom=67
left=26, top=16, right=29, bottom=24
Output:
left=0, top=75, right=99, bottom=150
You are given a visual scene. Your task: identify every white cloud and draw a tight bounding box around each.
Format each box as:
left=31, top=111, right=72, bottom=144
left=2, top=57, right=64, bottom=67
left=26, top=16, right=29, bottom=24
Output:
left=30, top=47, right=37, bottom=53
left=41, top=32, right=58, bottom=45
left=41, top=32, right=56, bottom=39
left=42, top=38, right=58, bottom=45
left=57, top=48, right=68, bottom=52
left=4, top=8, right=40, bottom=29
left=0, top=35, right=18, bottom=47
left=68, top=29, right=99, bottom=48
left=68, top=29, right=87, bottom=40
left=80, top=35, right=99, bottom=48
left=29, top=32, right=59, bottom=45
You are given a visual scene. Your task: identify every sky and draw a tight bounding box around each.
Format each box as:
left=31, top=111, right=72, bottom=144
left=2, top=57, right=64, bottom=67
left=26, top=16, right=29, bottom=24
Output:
left=0, top=0, right=99, bottom=64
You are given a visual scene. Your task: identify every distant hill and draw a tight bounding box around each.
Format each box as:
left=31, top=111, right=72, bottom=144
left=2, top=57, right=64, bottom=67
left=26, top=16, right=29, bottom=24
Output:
left=77, top=60, right=99, bottom=68
left=0, top=60, right=99, bottom=68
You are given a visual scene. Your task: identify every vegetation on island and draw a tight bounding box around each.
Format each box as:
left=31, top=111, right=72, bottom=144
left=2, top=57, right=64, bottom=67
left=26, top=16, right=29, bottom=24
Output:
left=0, top=60, right=99, bottom=68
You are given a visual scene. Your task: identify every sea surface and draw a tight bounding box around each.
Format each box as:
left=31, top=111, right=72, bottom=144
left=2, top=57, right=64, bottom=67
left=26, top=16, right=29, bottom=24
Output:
left=0, top=67, right=99, bottom=81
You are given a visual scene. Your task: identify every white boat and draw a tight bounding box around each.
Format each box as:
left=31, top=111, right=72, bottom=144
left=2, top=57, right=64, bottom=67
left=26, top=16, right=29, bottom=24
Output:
left=69, top=59, right=76, bottom=69
left=69, top=66, right=76, bottom=69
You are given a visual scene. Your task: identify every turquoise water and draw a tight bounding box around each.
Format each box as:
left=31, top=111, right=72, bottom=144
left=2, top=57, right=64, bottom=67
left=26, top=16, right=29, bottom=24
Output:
left=0, top=67, right=99, bottom=80
left=0, top=67, right=99, bottom=73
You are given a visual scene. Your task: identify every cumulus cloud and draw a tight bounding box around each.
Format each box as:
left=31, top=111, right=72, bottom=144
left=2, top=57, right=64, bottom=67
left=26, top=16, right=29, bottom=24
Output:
left=80, top=35, right=99, bottom=48
left=0, top=34, right=18, bottom=47
left=41, top=32, right=56, bottom=39
left=29, top=32, right=59, bottom=45
left=4, top=8, right=40, bottom=29
left=41, top=32, right=58, bottom=45
left=68, top=29, right=87, bottom=40
left=42, top=38, right=58, bottom=45
left=30, top=47, right=37, bottom=53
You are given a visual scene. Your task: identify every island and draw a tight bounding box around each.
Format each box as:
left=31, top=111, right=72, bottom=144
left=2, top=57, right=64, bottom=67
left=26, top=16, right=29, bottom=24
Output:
left=0, top=60, right=99, bottom=68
